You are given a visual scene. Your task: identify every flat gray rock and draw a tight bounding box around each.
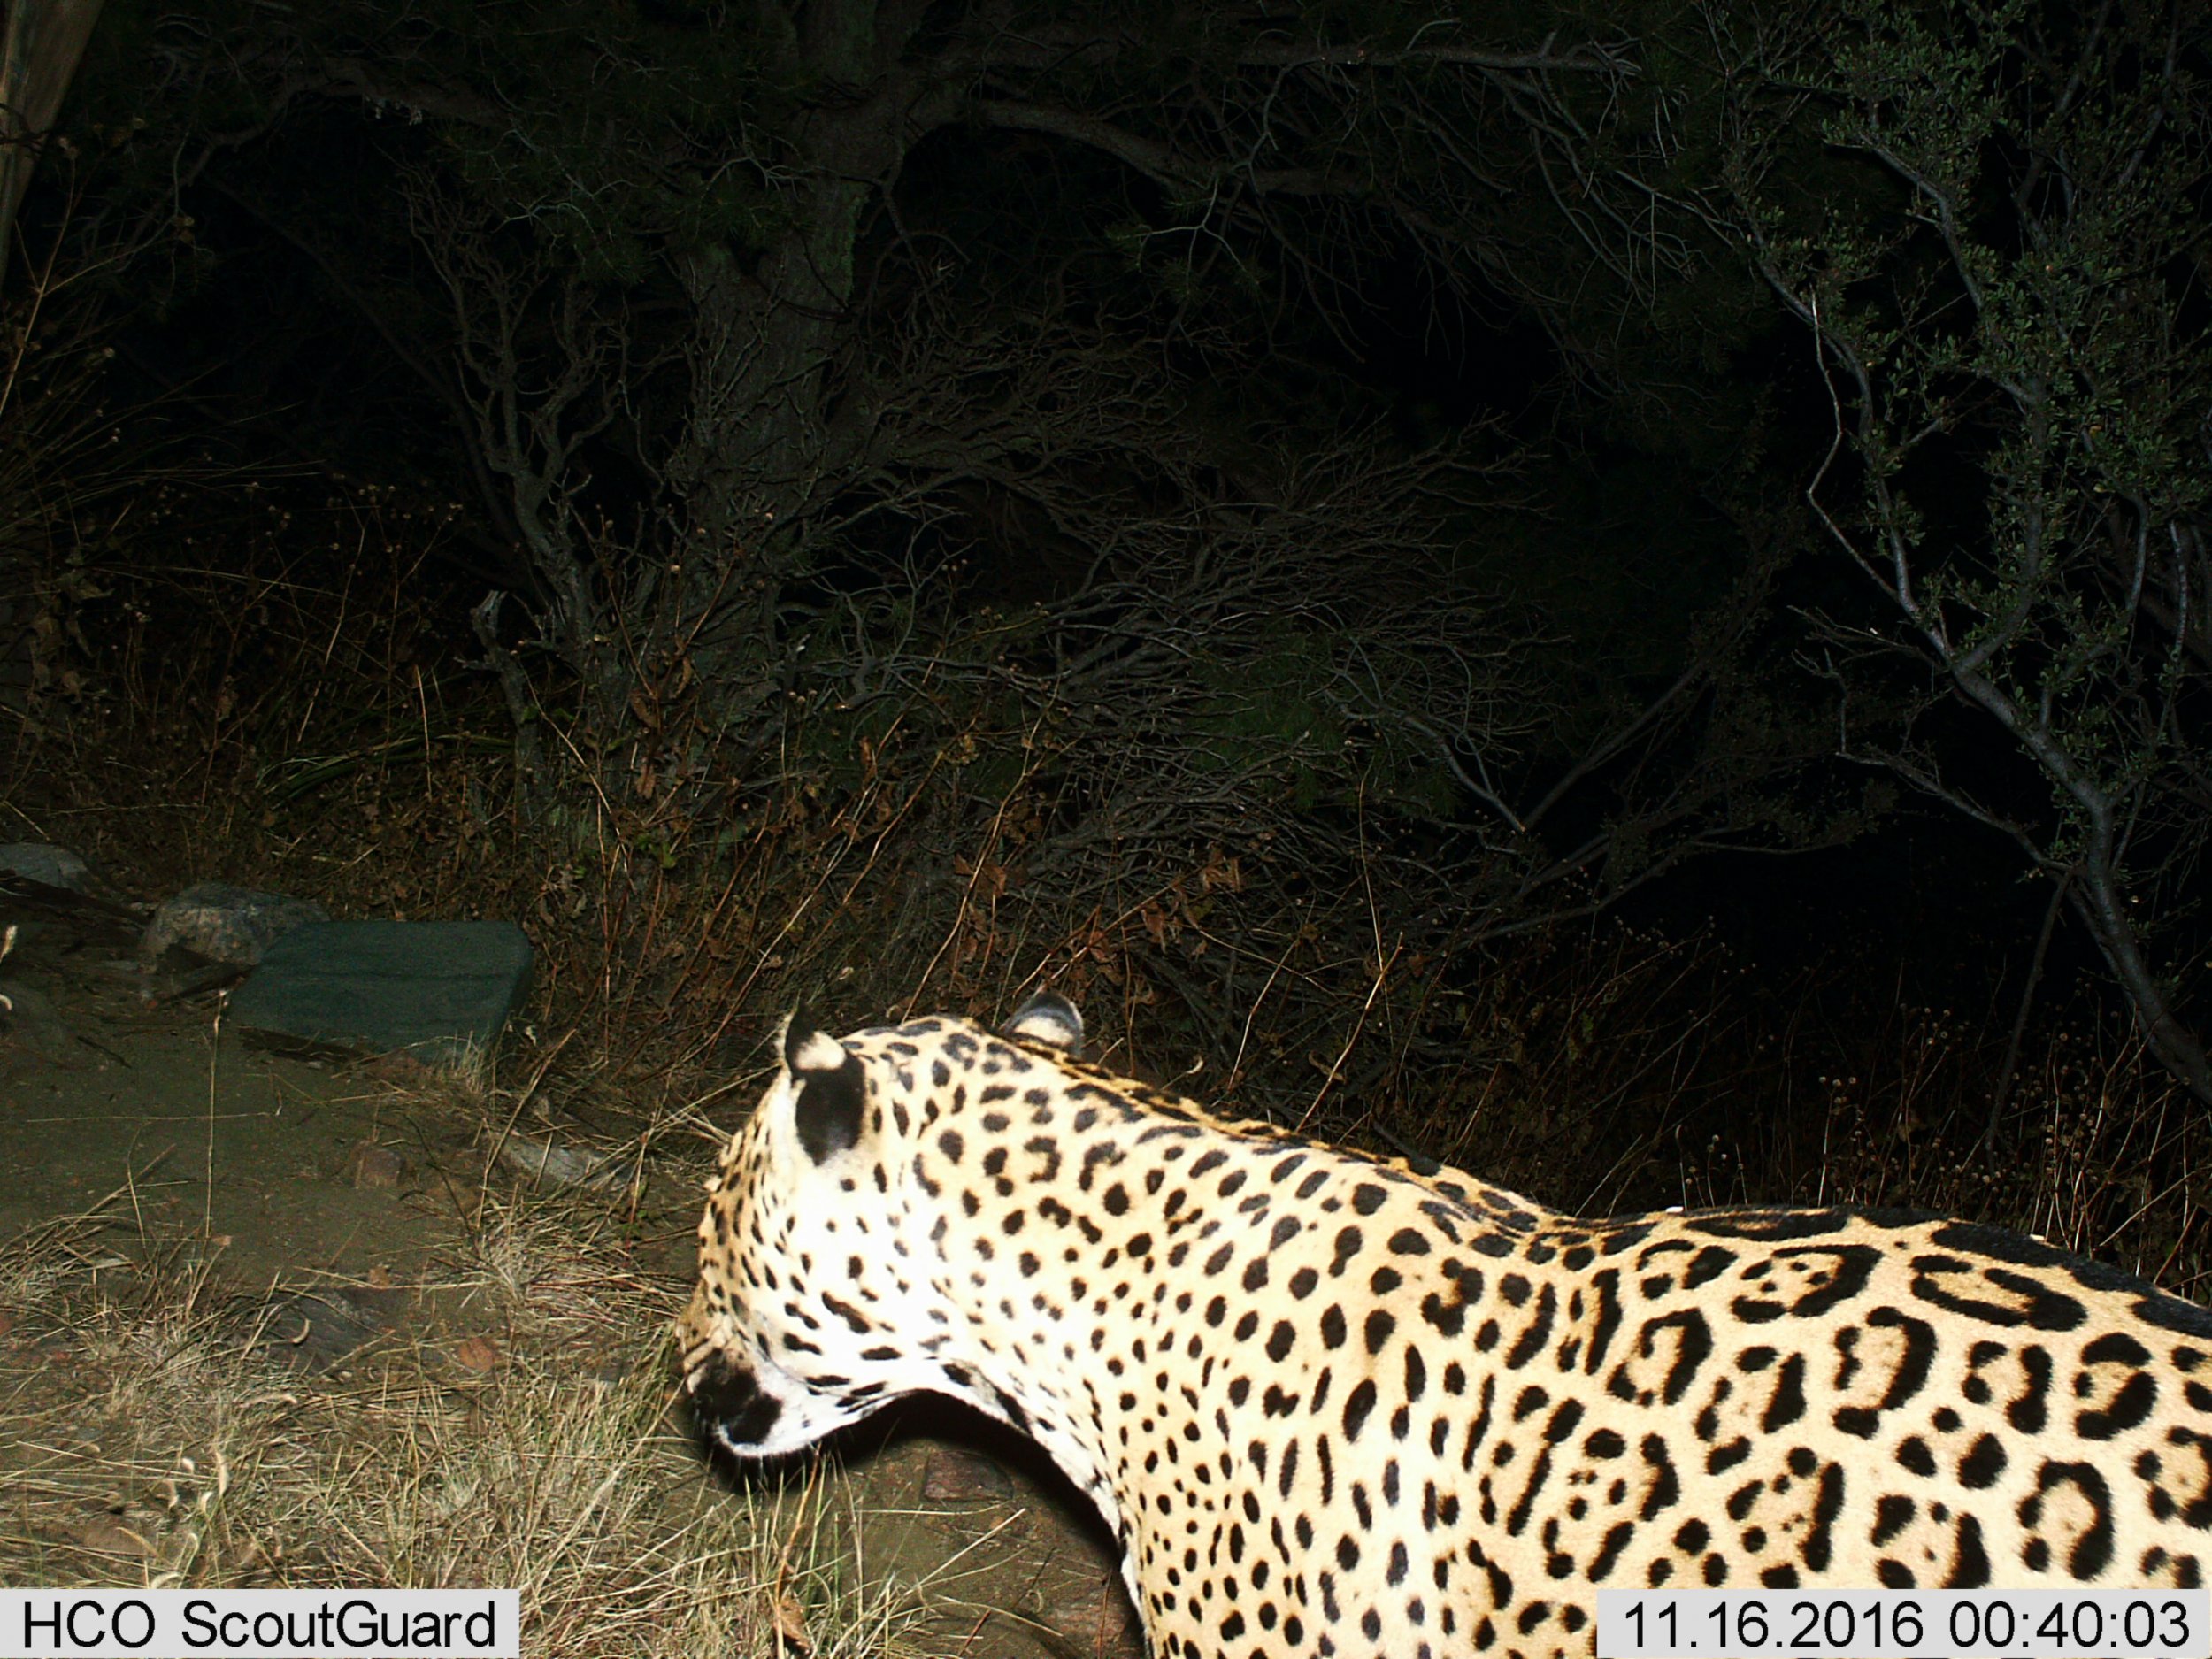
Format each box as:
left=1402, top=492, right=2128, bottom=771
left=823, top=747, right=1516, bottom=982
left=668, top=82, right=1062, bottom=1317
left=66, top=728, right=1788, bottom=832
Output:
left=228, top=920, right=533, bottom=1064
left=0, top=842, right=89, bottom=890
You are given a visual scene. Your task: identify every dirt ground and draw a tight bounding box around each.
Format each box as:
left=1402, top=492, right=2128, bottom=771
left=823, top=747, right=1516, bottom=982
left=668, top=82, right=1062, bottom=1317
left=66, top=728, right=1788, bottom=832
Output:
left=0, top=897, right=1142, bottom=1658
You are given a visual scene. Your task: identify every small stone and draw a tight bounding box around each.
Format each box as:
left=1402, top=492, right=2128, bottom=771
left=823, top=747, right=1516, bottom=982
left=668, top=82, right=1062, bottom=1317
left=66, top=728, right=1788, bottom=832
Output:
left=365, top=1050, right=436, bottom=1085
left=497, top=1131, right=623, bottom=1190
left=452, top=1335, right=502, bottom=1373
left=350, top=1141, right=410, bottom=1191
left=67, top=1515, right=154, bottom=1559
left=0, top=978, right=70, bottom=1059
left=260, top=1289, right=386, bottom=1371
left=142, top=882, right=329, bottom=968
left=921, top=1445, right=1014, bottom=1501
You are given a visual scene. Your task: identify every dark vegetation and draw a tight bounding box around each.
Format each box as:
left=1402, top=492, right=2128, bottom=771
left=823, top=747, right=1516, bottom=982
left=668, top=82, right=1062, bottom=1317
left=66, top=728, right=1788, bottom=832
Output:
left=2, top=0, right=2207, bottom=1286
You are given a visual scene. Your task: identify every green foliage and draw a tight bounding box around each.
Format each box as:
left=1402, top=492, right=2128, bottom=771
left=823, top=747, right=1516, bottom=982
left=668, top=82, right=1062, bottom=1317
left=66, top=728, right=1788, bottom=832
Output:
left=1722, top=0, right=2212, bottom=1093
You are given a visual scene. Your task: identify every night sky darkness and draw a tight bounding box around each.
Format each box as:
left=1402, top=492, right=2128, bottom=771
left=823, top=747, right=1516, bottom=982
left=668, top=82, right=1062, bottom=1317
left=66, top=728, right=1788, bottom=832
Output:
left=6, top=0, right=2207, bottom=1218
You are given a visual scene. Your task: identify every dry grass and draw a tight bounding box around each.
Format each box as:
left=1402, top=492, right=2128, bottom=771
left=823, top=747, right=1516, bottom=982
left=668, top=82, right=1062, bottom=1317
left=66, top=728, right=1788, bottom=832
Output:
left=13, top=454, right=2196, bottom=1323
left=0, top=1200, right=964, bottom=1657
left=1371, top=922, right=2209, bottom=1300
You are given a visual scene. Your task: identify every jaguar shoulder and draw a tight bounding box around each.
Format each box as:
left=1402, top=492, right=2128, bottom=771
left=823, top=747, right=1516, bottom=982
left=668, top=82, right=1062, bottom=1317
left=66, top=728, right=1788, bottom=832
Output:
left=680, top=995, right=2212, bottom=1659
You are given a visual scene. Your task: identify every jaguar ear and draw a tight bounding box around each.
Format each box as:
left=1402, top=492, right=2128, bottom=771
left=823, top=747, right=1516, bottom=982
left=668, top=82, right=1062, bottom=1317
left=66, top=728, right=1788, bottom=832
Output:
left=1003, top=993, right=1083, bottom=1057
left=782, top=1013, right=864, bottom=1163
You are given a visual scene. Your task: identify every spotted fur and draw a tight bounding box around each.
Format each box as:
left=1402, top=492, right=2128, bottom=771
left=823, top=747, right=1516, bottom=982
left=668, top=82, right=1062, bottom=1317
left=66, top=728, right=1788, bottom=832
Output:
left=680, top=996, right=2212, bottom=1659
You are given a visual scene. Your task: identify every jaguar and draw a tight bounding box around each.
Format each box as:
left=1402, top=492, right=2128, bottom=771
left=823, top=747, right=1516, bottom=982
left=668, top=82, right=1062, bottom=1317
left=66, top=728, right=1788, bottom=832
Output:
left=679, top=995, right=2212, bottom=1659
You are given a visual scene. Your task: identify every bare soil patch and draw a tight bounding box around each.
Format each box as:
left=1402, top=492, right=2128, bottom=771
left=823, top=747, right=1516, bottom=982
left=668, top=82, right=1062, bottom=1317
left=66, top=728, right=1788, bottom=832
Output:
left=0, top=906, right=1136, bottom=1657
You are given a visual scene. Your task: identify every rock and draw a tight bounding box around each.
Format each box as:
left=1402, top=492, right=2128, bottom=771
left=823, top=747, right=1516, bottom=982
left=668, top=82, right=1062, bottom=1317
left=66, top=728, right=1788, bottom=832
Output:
left=921, top=1445, right=1015, bottom=1501
left=227, top=919, right=533, bottom=1065
left=0, top=976, right=72, bottom=1060
left=65, top=1514, right=155, bottom=1560
left=496, top=1129, right=624, bottom=1190
left=451, top=1334, right=502, bottom=1373
left=1044, top=1581, right=1147, bottom=1658
left=258, top=1288, right=391, bottom=1372
left=0, top=843, right=89, bottom=891
left=349, top=1141, right=411, bottom=1191
left=142, top=882, right=329, bottom=967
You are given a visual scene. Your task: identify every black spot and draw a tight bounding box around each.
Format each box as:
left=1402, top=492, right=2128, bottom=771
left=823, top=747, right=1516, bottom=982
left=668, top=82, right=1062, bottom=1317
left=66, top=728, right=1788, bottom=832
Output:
left=1352, top=1184, right=1386, bottom=1215
left=1958, top=1434, right=2007, bottom=1489
left=1690, top=1209, right=1855, bottom=1241
left=1330, top=1227, right=1363, bottom=1276
left=1388, top=1227, right=1432, bottom=1256
left=1505, top=1284, right=1559, bottom=1370
left=2008, top=1345, right=2053, bottom=1432
left=2025, top=1461, right=2115, bottom=1578
left=1585, top=1269, right=1624, bottom=1371
left=2085, top=1331, right=2153, bottom=1367
left=1762, top=1354, right=1806, bottom=1430
left=2131, top=1289, right=2212, bottom=1338
left=1946, top=1512, right=1991, bottom=1587
left=1343, top=1379, right=1378, bottom=1440
left=1802, top=1460, right=1845, bottom=1571
left=1832, top=1307, right=1936, bottom=1439
left=2078, top=1374, right=2159, bottom=1441
left=1707, top=1438, right=1751, bottom=1474
left=1266, top=1322, right=1296, bottom=1363
left=1623, top=1309, right=1714, bottom=1406
left=1731, top=1243, right=1880, bottom=1322
left=1872, top=1494, right=1915, bottom=1546
left=1588, top=1522, right=1636, bottom=1581
left=1910, top=1254, right=2087, bottom=1331
left=1686, top=1246, right=1737, bottom=1287
left=1639, top=1435, right=1680, bottom=1520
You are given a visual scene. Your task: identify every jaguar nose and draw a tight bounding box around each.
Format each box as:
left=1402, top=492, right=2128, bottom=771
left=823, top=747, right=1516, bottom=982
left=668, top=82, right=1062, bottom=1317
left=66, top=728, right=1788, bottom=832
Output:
left=688, top=1349, right=786, bottom=1449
